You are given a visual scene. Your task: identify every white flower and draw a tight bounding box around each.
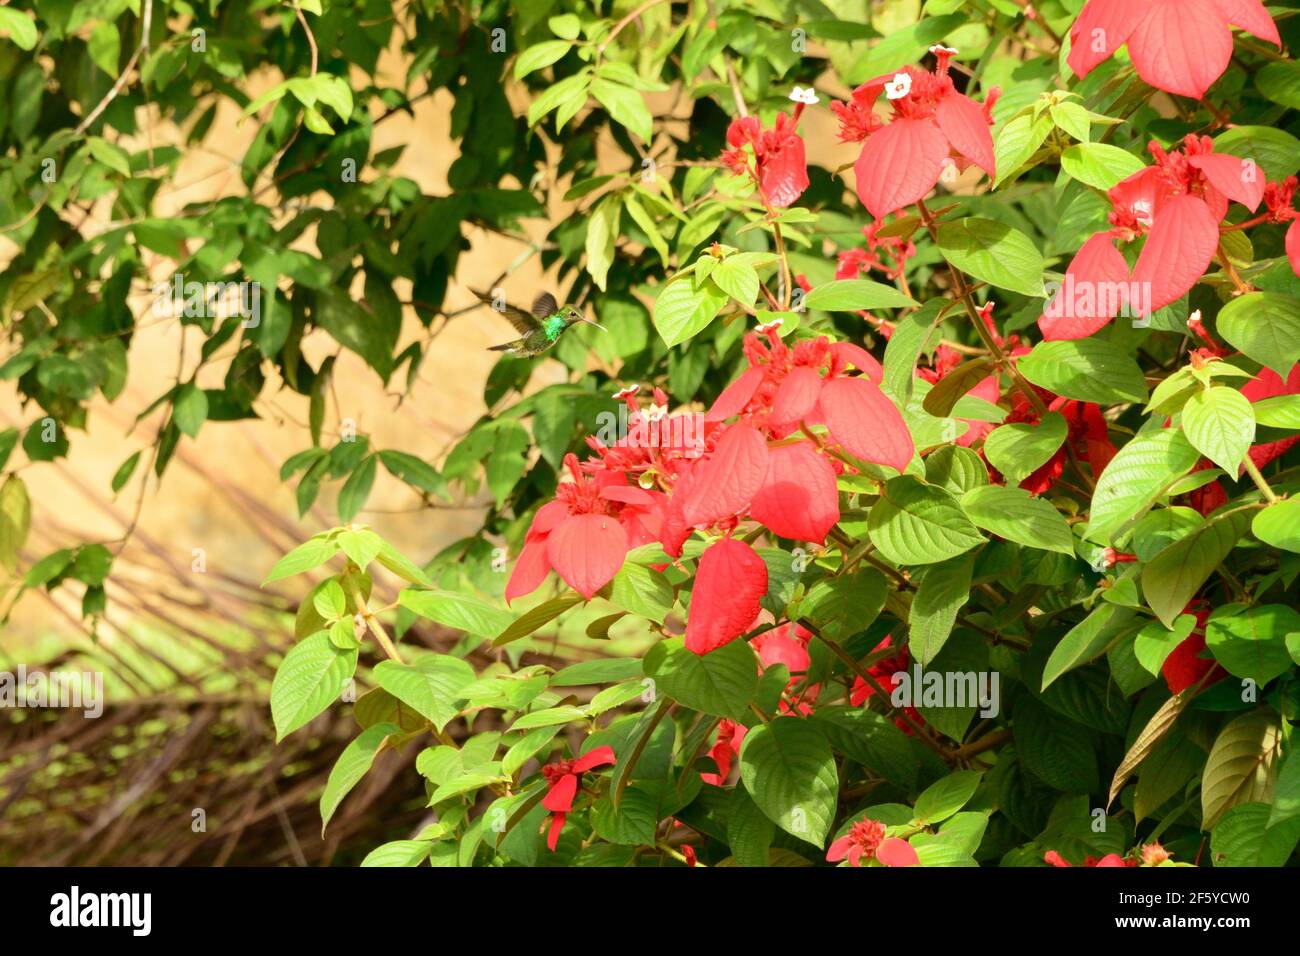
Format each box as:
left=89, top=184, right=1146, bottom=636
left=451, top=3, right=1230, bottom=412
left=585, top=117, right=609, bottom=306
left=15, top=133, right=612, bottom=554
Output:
left=929, top=44, right=959, bottom=56
left=755, top=318, right=784, bottom=334
left=1131, top=199, right=1154, bottom=227
left=612, top=384, right=640, bottom=400
left=788, top=86, right=820, bottom=105
left=1186, top=309, right=1203, bottom=328
left=884, top=72, right=912, bottom=100
left=645, top=403, right=668, bottom=422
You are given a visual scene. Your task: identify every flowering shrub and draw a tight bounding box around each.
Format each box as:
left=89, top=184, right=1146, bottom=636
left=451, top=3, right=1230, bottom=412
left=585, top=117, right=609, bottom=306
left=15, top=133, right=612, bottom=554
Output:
left=256, top=0, right=1300, bottom=868
left=10, top=0, right=1297, bottom=869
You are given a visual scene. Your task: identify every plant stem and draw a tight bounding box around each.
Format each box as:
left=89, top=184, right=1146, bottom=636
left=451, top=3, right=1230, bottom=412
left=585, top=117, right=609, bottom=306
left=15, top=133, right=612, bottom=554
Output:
left=1241, top=456, right=1279, bottom=504
left=346, top=578, right=405, bottom=664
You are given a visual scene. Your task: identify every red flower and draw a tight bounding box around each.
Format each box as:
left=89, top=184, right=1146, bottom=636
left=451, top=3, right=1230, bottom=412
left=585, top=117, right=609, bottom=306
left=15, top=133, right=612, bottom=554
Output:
left=684, top=537, right=768, bottom=654
left=700, top=719, right=747, bottom=786
left=1263, top=177, right=1300, bottom=276
left=987, top=391, right=1117, bottom=494
left=840, top=46, right=998, bottom=219
left=827, top=818, right=918, bottom=867
left=850, top=635, right=925, bottom=735
left=1042, top=135, right=1266, bottom=338
left=540, top=745, right=617, bottom=851
left=721, top=108, right=810, bottom=209
left=1045, top=849, right=1134, bottom=867
left=1067, top=0, right=1279, bottom=100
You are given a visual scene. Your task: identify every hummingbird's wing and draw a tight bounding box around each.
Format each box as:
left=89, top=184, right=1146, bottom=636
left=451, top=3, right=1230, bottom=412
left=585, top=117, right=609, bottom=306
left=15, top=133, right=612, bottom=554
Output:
left=531, top=292, right=559, bottom=319
left=470, top=288, right=539, bottom=336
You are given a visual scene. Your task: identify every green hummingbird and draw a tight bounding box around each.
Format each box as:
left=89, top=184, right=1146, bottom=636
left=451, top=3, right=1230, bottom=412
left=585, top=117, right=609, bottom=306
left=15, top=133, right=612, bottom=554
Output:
left=472, top=289, right=606, bottom=356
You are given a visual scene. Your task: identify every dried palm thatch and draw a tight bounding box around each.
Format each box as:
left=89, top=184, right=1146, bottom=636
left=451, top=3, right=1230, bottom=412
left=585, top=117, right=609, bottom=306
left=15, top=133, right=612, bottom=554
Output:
left=0, top=418, right=560, bottom=866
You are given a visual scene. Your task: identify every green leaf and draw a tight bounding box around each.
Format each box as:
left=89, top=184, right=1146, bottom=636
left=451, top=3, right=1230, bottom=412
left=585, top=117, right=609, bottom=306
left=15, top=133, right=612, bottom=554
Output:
left=868, top=475, right=985, bottom=566
left=1087, top=429, right=1200, bottom=545
left=881, top=298, right=948, bottom=403
left=552, top=658, right=644, bottom=686
left=493, top=592, right=585, bottom=647
left=313, top=579, right=347, bottom=620
left=963, top=484, right=1075, bottom=556
left=710, top=256, right=760, bottom=306
left=526, top=71, right=590, bottom=127
left=982, top=413, right=1067, bottom=487
left=0, top=8, right=38, bottom=50
left=739, top=718, right=838, bottom=846
left=1214, top=126, right=1300, bottom=180
left=110, top=451, right=141, bottom=493
left=643, top=637, right=758, bottom=719
left=590, top=77, right=653, bottom=143
left=398, top=589, right=514, bottom=636
left=1252, top=498, right=1300, bottom=553
left=1182, top=386, right=1255, bottom=474
left=993, top=111, right=1053, bottom=185
left=1256, top=61, right=1300, bottom=109
left=514, top=39, right=572, bottom=79
left=337, top=454, right=377, bottom=522
left=1017, top=339, right=1148, bottom=405
left=908, top=555, right=974, bottom=666
left=801, top=278, right=917, bottom=312
left=608, top=561, right=674, bottom=624
left=1215, top=292, right=1300, bottom=377
left=913, top=770, right=982, bottom=825
left=1211, top=802, right=1300, bottom=867
left=372, top=655, right=476, bottom=731
left=590, top=786, right=660, bottom=845
left=360, top=840, right=432, bottom=867
left=1201, top=710, right=1281, bottom=829
left=727, top=787, right=776, bottom=867
left=1270, top=750, right=1300, bottom=829
left=172, top=383, right=208, bottom=438
left=798, top=571, right=887, bottom=643
left=653, top=273, right=727, bottom=347
left=1142, top=509, right=1252, bottom=628
left=1252, top=394, right=1300, bottom=429
left=270, top=631, right=358, bottom=740
left=1204, top=605, right=1300, bottom=686
left=320, top=722, right=397, bottom=834
left=378, top=450, right=447, bottom=497
left=0, top=475, right=31, bottom=574
left=584, top=192, right=622, bottom=292
left=1042, top=603, right=1138, bottom=689
left=1015, top=696, right=1098, bottom=793
left=1059, top=143, right=1146, bottom=190
left=935, top=218, right=1045, bottom=297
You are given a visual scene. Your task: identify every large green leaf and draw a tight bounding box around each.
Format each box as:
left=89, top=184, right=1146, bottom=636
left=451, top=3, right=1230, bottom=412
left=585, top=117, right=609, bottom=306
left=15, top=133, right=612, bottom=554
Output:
left=1205, top=605, right=1300, bottom=686
left=398, top=589, right=514, bottom=636
left=1252, top=498, right=1300, bottom=553
left=739, top=718, right=838, bottom=846
left=802, top=278, right=918, bottom=311
left=643, top=636, right=757, bottom=719
left=1014, top=696, right=1098, bottom=793
left=1215, top=292, right=1300, bottom=377
left=653, top=275, right=727, bottom=347
left=868, top=475, right=985, bottom=565
left=1017, top=339, right=1148, bottom=405
left=270, top=631, right=358, bottom=741
left=372, top=655, right=476, bottom=731
left=320, top=722, right=398, bottom=834
left=961, top=484, right=1075, bottom=556
left=935, top=217, right=1045, bottom=297
left=608, top=561, right=674, bottom=624
left=1087, top=429, right=1200, bottom=545
left=1211, top=802, right=1300, bottom=866
left=1059, top=142, right=1146, bottom=190
left=1041, top=603, right=1138, bottom=690
left=908, top=554, right=974, bottom=666
left=1181, top=386, right=1255, bottom=474
left=1201, top=710, right=1281, bottom=829
left=982, top=413, right=1067, bottom=486
left=1141, top=509, right=1252, bottom=628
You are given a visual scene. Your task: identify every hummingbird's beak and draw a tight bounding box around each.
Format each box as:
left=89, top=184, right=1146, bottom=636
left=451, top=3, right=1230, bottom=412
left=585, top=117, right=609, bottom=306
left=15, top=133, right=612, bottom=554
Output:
left=581, top=317, right=608, bottom=332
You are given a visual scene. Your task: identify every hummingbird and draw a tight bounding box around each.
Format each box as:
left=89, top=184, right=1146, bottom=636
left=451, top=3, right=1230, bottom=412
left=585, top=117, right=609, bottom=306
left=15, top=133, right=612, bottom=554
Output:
left=471, top=289, right=606, bottom=356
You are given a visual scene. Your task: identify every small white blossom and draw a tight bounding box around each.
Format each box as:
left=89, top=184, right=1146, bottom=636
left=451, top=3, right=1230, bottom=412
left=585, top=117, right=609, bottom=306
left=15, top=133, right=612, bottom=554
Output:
left=885, top=73, right=912, bottom=100
left=612, top=384, right=640, bottom=400
left=755, top=318, right=784, bottom=334
left=788, top=86, right=820, bottom=105
left=645, top=403, right=668, bottom=422
left=929, top=44, right=959, bottom=56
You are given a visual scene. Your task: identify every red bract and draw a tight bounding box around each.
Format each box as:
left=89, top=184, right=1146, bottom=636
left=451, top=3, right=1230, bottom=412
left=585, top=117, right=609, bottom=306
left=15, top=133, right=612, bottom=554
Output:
left=1044, top=849, right=1134, bottom=867
left=684, top=537, right=768, bottom=654
left=839, top=46, right=998, bottom=219
left=826, top=818, right=918, bottom=867
left=1161, top=604, right=1227, bottom=694
left=850, top=635, right=924, bottom=735
left=700, top=719, right=747, bottom=786
left=1067, top=0, right=1279, bottom=99
left=1043, top=135, right=1266, bottom=337
left=721, top=99, right=811, bottom=209
left=540, top=745, right=616, bottom=851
